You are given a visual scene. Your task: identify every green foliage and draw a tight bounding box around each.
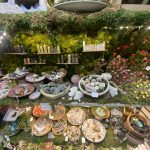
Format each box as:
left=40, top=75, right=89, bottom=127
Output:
left=12, top=32, right=53, bottom=53
left=82, top=31, right=112, bottom=45
left=1, top=9, right=150, bottom=34
left=11, top=31, right=112, bottom=54
left=56, top=34, right=82, bottom=53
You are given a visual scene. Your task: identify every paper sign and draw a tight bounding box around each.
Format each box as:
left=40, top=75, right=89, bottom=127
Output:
left=39, top=103, right=52, bottom=111
left=91, top=92, right=99, bottom=98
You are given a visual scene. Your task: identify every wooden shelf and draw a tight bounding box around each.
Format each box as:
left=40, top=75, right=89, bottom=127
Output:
left=82, top=50, right=106, bottom=52
left=57, top=63, right=79, bottom=65
left=24, top=63, right=46, bottom=65
left=4, top=53, right=27, bottom=55
left=37, top=53, right=61, bottom=55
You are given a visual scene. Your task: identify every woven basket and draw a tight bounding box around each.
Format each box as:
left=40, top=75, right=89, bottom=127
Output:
left=52, top=119, right=67, bottom=136
left=124, top=114, right=150, bottom=138
left=31, top=118, right=53, bottom=136
left=49, top=105, right=66, bottom=120
left=40, top=85, right=70, bottom=100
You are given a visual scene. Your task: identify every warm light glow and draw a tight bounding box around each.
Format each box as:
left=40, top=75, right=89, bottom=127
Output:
left=3, top=31, right=6, bottom=36
left=148, top=26, right=150, bottom=30
left=120, top=26, right=123, bottom=30
left=126, top=26, right=129, bottom=29
left=0, top=36, right=3, bottom=40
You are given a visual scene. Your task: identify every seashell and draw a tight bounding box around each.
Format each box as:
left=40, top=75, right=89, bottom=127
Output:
left=109, top=85, right=118, bottom=97
left=91, top=79, right=96, bottom=82
left=88, top=76, right=92, bottom=80
left=99, top=83, right=106, bottom=89
left=74, top=91, right=84, bottom=100
left=101, top=73, right=112, bottom=80
left=70, top=86, right=78, bottom=92
left=68, top=91, right=76, bottom=97
left=71, top=74, right=80, bottom=84
left=95, top=86, right=99, bottom=91
left=98, top=76, right=102, bottom=81
left=48, top=132, right=55, bottom=140
left=91, top=82, right=95, bottom=86
left=69, top=97, right=73, bottom=101
left=95, top=82, right=99, bottom=85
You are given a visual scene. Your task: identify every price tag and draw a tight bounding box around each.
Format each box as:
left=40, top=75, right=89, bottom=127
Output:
left=91, top=92, right=98, bottom=98
left=40, top=103, right=52, bottom=110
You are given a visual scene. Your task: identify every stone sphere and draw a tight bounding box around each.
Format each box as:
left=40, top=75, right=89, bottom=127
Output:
left=71, top=74, right=81, bottom=84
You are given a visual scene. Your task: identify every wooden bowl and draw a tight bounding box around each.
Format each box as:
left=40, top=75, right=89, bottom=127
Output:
left=91, top=106, right=110, bottom=120
left=67, top=107, right=86, bottom=126
left=124, top=114, right=150, bottom=138
left=8, top=83, right=35, bottom=98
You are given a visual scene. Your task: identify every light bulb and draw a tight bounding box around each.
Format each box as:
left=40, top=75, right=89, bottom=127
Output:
left=0, top=36, right=3, bottom=40
left=126, top=26, right=129, bottom=29
left=147, top=26, right=150, bottom=30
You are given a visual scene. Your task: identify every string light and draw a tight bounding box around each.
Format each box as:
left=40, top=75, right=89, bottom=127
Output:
left=148, top=26, right=150, bottom=30
left=120, top=26, right=123, bottom=30
left=125, top=26, right=129, bottom=29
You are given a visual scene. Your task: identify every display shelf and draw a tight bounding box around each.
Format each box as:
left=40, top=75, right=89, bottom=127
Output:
left=4, top=53, right=27, bottom=55
left=37, top=53, right=61, bottom=55
left=24, top=63, right=46, bottom=65
left=82, top=50, right=107, bottom=52
left=57, top=63, right=79, bottom=65
left=4, top=53, right=61, bottom=55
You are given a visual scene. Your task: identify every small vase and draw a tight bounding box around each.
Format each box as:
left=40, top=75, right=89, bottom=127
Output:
left=40, top=45, right=44, bottom=53
left=37, top=44, right=40, bottom=53
left=48, top=46, right=51, bottom=53
left=43, top=44, right=47, bottom=53
left=57, top=46, right=60, bottom=54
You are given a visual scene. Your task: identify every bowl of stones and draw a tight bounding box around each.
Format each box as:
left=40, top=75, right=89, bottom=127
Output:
left=79, top=75, right=109, bottom=97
